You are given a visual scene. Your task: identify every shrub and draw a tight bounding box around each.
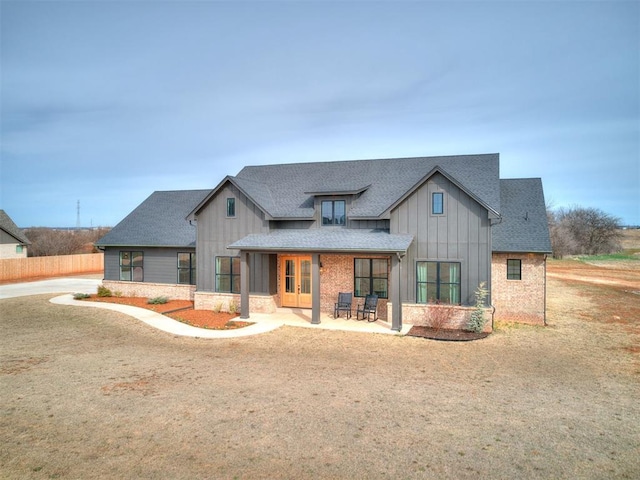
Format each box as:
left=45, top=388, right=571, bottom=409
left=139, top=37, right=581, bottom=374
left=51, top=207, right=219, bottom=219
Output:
left=213, top=302, right=223, bottom=313
left=97, top=285, right=112, bottom=297
left=73, top=293, right=90, bottom=300
left=114, top=291, right=123, bottom=298
left=228, top=301, right=238, bottom=314
left=428, top=301, right=456, bottom=332
left=467, top=282, right=489, bottom=333
left=148, top=296, right=169, bottom=305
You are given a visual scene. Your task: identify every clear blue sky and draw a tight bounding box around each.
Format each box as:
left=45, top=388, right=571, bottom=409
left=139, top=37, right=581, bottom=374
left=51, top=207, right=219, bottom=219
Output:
left=1, top=0, right=638, bottom=227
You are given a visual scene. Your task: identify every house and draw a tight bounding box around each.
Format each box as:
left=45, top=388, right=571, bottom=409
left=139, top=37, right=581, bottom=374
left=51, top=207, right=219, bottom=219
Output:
left=0, top=210, right=30, bottom=259
left=97, top=153, right=552, bottom=331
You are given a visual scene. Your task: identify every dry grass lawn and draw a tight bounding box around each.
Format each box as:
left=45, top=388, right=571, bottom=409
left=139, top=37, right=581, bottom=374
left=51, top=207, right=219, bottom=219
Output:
left=1, top=251, right=639, bottom=479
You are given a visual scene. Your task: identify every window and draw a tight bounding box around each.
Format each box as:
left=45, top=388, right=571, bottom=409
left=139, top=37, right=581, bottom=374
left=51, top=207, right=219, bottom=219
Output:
left=227, top=198, right=236, bottom=217
left=321, top=200, right=346, bottom=225
left=432, top=192, right=444, bottom=215
left=120, top=251, right=143, bottom=281
left=416, top=261, right=461, bottom=304
left=16, top=245, right=23, bottom=254
left=507, top=259, right=522, bottom=280
left=354, top=258, right=388, bottom=298
left=215, top=256, right=240, bottom=293
left=178, top=252, right=196, bottom=285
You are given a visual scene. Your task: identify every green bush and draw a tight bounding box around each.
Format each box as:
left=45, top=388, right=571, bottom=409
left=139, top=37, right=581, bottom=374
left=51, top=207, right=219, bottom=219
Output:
left=148, top=296, right=169, bottom=305
left=97, top=285, right=112, bottom=297
left=73, top=293, right=90, bottom=300
left=467, top=282, right=489, bottom=333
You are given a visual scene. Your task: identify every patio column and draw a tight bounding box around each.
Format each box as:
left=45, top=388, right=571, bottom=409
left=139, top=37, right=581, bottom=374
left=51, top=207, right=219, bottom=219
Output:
left=240, top=251, right=250, bottom=319
left=311, top=253, right=321, bottom=324
left=391, top=253, right=403, bottom=331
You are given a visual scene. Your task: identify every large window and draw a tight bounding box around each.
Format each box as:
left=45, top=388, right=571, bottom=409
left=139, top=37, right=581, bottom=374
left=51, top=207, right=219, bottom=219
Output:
left=416, top=261, right=461, bottom=304
left=354, top=258, right=388, bottom=298
left=178, top=252, right=196, bottom=285
left=321, top=200, right=346, bottom=225
left=215, top=256, right=240, bottom=293
left=507, top=259, right=522, bottom=280
left=120, top=251, right=143, bottom=281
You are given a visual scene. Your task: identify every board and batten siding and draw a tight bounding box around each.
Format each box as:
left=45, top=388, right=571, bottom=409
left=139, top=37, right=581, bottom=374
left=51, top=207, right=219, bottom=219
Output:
left=390, top=173, right=491, bottom=306
left=195, top=182, right=272, bottom=293
left=103, top=247, right=193, bottom=284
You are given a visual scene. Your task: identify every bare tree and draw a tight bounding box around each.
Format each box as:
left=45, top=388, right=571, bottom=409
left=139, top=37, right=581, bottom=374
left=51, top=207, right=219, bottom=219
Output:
left=549, top=206, right=622, bottom=258
left=25, top=228, right=111, bottom=257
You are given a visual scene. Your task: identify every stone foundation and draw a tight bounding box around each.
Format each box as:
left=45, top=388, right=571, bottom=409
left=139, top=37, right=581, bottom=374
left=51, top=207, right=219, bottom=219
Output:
left=101, top=281, right=195, bottom=301
left=389, top=303, right=493, bottom=333
left=194, top=291, right=277, bottom=314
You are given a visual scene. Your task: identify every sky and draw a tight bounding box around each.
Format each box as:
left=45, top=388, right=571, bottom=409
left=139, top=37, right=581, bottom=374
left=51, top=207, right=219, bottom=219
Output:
left=1, top=0, right=638, bottom=228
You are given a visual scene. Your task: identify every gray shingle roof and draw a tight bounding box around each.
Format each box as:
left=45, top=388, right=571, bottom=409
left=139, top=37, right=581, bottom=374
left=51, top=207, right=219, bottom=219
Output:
left=229, top=153, right=500, bottom=219
left=228, top=228, right=414, bottom=253
left=0, top=210, right=30, bottom=244
left=492, top=178, right=552, bottom=253
left=95, top=190, right=211, bottom=247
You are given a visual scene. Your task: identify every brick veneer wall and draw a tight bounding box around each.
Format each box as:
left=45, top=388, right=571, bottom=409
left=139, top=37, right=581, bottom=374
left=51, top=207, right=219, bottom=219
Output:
left=194, top=291, right=277, bottom=314
left=102, top=280, right=196, bottom=301
left=318, top=254, right=389, bottom=320
left=491, top=253, right=547, bottom=325
left=388, top=303, right=493, bottom=332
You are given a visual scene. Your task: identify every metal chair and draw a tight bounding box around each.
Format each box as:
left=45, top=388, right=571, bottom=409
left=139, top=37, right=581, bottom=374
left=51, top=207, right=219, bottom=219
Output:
left=334, top=292, right=353, bottom=319
left=356, top=294, right=378, bottom=322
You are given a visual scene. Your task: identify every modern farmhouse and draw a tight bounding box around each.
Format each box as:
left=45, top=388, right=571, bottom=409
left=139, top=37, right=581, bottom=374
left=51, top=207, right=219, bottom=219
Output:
left=96, top=153, right=552, bottom=331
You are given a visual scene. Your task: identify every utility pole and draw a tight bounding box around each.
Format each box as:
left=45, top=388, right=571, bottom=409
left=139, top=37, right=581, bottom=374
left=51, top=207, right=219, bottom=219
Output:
left=76, top=200, right=81, bottom=230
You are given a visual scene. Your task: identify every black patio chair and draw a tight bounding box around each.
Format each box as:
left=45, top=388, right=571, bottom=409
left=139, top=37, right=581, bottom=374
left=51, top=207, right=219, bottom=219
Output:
left=356, top=294, right=378, bottom=322
left=334, top=292, right=353, bottom=319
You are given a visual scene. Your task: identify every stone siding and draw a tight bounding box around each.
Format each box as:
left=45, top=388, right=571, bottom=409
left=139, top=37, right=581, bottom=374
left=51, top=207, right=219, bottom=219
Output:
left=194, top=291, right=277, bottom=314
left=389, top=303, right=493, bottom=333
left=102, top=281, right=195, bottom=301
left=491, top=253, right=547, bottom=325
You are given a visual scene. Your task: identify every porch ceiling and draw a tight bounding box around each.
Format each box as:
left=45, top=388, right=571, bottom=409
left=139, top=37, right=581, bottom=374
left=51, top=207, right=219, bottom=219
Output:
left=228, top=228, right=414, bottom=254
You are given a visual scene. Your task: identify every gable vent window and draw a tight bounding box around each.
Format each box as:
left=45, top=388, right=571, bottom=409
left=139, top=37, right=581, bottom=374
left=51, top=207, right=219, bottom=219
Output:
left=227, top=198, right=236, bottom=217
left=432, top=192, right=444, bottom=215
left=321, top=200, right=346, bottom=226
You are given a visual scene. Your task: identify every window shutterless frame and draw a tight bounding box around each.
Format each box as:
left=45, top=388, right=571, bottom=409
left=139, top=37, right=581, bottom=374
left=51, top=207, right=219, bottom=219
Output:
left=215, top=256, right=240, bottom=293
left=177, top=252, right=196, bottom=285
left=507, top=259, right=522, bottom=280
left=354, top=258, right=388, bottom=298
left=119, top=251, right=144, bottom=282
left=432, top=192, right=444, bottom=215
left=416, top=261, right=461, bottom=304
left=226, top=198, right=236, bottom=217
left=321, top=200, right=346, bottom=225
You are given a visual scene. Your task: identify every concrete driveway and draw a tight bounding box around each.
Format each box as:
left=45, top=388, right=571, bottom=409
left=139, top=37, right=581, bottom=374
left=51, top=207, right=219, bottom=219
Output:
left=0, top=276, right=102, bottom=300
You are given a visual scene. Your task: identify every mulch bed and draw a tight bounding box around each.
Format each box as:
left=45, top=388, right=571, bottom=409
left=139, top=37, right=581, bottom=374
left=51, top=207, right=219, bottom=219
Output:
left=80, top=295, right=252, bottom=330
left=406, top=325, right=490, bottom=341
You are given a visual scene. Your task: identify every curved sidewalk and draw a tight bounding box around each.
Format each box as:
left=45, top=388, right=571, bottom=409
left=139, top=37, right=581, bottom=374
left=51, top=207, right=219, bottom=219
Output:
left=50, top=294, right=282, bottom=338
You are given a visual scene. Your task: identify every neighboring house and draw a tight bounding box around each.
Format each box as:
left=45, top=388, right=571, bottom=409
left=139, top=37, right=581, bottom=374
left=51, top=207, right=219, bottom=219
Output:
left=0, top=210, right=30, bottom=258
left=97, top=154, right=552, bottom=331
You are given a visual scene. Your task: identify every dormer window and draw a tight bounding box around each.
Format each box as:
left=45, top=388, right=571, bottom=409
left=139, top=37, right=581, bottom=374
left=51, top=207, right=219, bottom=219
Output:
left=322, top=200, right=346, bottom=225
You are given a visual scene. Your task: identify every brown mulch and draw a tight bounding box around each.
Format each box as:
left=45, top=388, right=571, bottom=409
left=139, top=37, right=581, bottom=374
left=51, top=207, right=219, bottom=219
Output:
left=406, top=325, right=490, bottom=341
left=80, top=295, right=252, bottom=330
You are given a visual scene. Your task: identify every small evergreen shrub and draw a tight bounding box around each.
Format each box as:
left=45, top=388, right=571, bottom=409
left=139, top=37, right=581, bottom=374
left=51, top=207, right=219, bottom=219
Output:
left=148, top=296, right=169, bottom=305
left=97, top=285, right=112, bottom=297
left=73, top=293, right=90, bottom=300
left=467, top=282, right=489, bottom=333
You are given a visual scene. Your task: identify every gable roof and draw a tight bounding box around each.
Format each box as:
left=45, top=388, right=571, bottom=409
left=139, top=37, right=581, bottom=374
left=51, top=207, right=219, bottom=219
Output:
left=95, top=190, right=211, bottom=248
left=492, top=178, right=552, bottom=253
left=0, top=210, right=30, bottom=244
left=191, top=153, right=501, bottom=220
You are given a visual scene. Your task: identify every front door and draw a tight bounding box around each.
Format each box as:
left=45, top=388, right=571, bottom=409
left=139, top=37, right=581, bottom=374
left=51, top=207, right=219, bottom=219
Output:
left=280, top=255, right=312, bottom=308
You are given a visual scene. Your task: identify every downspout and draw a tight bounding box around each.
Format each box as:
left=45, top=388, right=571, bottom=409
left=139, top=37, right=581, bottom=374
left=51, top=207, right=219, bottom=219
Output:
left=543, top=254, right=548, bottom=326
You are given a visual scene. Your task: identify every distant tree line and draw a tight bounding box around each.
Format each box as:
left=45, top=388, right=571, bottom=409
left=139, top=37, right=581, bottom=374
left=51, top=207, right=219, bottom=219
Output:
left=548, top=206, right=622, bottom=259
left=25, top=228, right=111, bottom=257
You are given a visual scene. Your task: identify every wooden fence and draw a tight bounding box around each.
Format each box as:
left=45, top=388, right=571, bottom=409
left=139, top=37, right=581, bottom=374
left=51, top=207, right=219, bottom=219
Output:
left=0, top=253, right=104, bottom=282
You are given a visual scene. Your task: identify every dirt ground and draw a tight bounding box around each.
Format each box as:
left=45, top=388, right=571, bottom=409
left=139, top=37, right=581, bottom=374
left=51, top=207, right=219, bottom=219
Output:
left=1, top=260, right=639, bottom=479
